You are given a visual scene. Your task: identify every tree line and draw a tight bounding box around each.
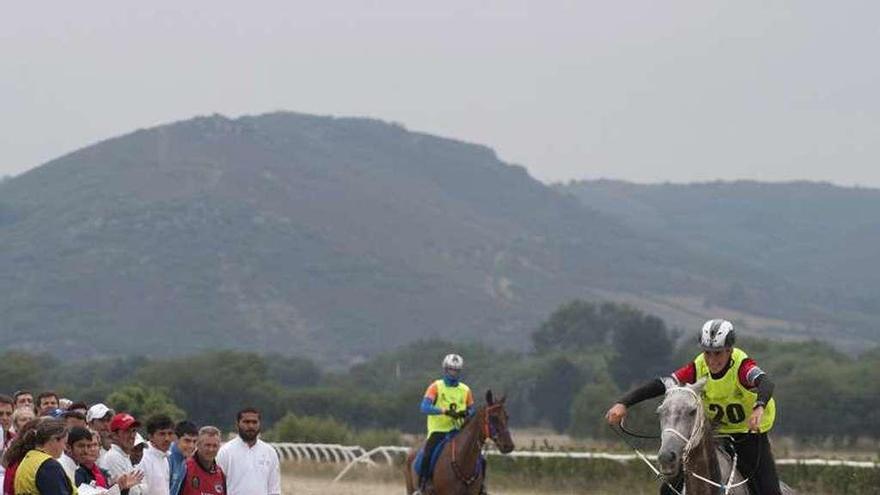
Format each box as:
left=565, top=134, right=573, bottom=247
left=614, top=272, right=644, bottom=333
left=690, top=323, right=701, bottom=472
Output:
left=1, top=300, right=877, bottom=442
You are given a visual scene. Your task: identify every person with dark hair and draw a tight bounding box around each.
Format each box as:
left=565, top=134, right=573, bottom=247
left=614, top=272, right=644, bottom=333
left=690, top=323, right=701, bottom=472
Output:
left=98, top=412, right=147, bottom=495
left=140, top=414, right=175, bottom=495
left=61, top=411, right=87, bottom=430
left=12, top=418, right=74, bottom=494
left=66, top=403, right=88, bottom=417
left=12, top=391, right=34, bottom=413
left=216, top=408, right=280, bottom=495
left=169, top=421, right=198, bottom=495
left=69, top=427, right=142, bottom=494
left=36, top=392, right=60, bottom=416
left=0, top=395, right=13, bottom=490
left=178, top=427, right=225, bottom=495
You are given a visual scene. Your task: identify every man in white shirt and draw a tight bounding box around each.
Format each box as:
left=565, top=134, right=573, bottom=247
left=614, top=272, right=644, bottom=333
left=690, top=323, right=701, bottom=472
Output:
left=87, top=403, right=115, bottom=464
left=216, top=408, right=281, bottom=495
left=139, top=414, right=175, bottom=495
left=98, top=412, right=148, bottom=495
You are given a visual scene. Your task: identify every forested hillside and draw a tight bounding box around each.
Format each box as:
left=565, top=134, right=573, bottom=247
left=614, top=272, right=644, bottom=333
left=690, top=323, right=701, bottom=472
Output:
left=559, top=180, right=880, bottom=349
left=1, top=113, right=876, bottom=362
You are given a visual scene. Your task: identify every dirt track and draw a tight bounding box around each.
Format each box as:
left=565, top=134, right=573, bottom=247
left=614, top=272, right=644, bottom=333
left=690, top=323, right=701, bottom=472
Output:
left=283, top=476, right=620, bottom=495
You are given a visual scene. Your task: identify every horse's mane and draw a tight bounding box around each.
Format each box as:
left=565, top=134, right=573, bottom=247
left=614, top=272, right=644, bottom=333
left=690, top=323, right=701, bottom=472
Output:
left=458, top=403, right=488, bottom=430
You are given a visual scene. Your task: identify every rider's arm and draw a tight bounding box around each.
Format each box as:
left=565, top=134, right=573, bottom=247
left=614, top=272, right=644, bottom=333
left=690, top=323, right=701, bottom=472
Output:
left=420, top=397, right=443, bottom=415
left=739, top=358, right=774, bottom=407
left=616, top=362, right=693, bottom=406
left=616, top=378, right=667, bottom=407
left=419, top=382, right=444, bottom=415
left=753, top=374, right=775, bottom=407
left=465, top=388, right=475, bottom=417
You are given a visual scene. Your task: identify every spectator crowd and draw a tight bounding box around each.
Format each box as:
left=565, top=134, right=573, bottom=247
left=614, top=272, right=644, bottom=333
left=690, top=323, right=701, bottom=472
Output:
left=0, top=391, right=281, bottom=495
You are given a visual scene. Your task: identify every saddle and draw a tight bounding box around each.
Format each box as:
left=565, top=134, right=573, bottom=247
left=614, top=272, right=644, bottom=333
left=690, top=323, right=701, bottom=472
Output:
left=412, top=431, right=486, bottom=485
left=413, top=432, right=456, bottom=480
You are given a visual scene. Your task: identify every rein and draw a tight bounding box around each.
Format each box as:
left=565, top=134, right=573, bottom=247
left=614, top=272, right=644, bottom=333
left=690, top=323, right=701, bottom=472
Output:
left=662, top=387, right=750, bottom=495
left=450, top=404, right=501, bottom=486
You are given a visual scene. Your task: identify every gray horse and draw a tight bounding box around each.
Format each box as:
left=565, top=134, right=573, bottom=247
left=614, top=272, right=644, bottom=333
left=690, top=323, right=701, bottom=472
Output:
left=657, top=379, right=796, bottom=495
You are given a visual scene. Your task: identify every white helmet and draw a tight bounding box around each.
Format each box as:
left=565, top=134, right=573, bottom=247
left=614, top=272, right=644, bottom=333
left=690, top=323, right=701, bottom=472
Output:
left=699, top=319, right=736, bottom=350
left=442, top=353, right=464, bottom=371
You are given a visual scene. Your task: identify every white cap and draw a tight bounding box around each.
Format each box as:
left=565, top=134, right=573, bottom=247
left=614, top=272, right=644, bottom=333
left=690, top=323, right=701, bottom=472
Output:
left=86, top=403, right=115, bottom=423
left=134, top=432, right=147, bottom=447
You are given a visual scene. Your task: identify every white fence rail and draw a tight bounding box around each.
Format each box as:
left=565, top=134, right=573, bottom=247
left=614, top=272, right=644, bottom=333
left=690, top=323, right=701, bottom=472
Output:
left=270, top=443, right=880, bottom=473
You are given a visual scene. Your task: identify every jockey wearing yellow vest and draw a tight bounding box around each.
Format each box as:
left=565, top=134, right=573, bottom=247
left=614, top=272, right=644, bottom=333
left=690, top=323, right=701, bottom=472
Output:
left=413, top=353, right=475, bottom=495
left=605, top=319, right=783, bottom=495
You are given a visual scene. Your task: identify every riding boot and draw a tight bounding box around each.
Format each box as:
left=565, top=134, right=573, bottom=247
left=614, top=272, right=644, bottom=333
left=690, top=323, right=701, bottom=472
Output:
left=412, top=476, right=428, bottom=495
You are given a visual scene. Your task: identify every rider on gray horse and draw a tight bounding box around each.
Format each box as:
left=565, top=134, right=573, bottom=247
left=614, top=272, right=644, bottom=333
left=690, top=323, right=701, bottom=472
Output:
left=605, top=319, right=783, bottom=495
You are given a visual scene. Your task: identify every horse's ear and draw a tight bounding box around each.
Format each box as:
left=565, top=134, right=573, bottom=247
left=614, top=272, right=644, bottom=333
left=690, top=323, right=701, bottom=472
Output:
left=486, top=390, right=494, bottom=405
left=688, top=377, right=708, bottom=395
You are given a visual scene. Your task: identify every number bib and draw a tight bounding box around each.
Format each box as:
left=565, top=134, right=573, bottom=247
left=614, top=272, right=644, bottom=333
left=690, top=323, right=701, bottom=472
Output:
left=694, top=348, right=776, bottom=434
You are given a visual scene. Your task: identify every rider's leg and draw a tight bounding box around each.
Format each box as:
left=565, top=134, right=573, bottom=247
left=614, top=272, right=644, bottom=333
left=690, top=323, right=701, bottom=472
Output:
left=732, top=433, right=782, bottom=495
left=417, top=432, right=444, bottom=491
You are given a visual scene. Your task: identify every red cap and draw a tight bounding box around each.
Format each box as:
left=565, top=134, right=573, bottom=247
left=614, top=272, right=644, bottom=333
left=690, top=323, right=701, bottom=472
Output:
left=109, top=413, right=141, bottom=432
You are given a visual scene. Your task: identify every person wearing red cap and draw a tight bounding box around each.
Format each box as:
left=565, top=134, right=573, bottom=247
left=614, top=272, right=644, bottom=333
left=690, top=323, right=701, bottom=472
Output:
left=97, top=412, right=148, bottom=495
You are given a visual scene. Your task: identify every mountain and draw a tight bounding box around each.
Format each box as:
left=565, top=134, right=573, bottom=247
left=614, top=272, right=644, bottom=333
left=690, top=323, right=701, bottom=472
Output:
left=1, top=113, right=874, bottom=362
left=558, top=179, right=880, bottom=348
left=0, top=113, right=695, bottom=360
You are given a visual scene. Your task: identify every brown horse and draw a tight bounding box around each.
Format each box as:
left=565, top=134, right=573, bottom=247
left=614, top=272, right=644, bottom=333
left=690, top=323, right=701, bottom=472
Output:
left=404, top=390, right=514, bottom=495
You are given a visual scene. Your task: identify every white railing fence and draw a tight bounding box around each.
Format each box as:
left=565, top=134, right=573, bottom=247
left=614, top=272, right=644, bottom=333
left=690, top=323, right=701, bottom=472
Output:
left=271, top=442, right=880, bottom=482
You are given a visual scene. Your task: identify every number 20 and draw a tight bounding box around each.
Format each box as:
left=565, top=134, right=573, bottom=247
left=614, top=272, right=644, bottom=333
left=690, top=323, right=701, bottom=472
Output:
left=708, top=403, right=746, bottom=423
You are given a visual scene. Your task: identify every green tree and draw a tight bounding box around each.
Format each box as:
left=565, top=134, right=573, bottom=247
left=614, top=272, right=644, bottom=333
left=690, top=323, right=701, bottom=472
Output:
left=529, top=355, right=587, bottom=432
left=107, top=384, right=185, bottom=421
left=269, top=413, right=351, bottom=443
left=568, top=378, right=620, bottom=439
left=609, top=309, right=672, bottom=389
left=0, top=351, right=50, bottom=392
left=135, top=351, right=285, bottom=428
left=532, top=301, right=608, bottom=354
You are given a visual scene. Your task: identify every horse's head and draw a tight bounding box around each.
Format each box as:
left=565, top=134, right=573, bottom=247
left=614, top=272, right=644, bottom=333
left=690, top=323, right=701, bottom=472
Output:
left=483, top=390, right=514, bottom=454
left=656, top=378, right=707, bottom=477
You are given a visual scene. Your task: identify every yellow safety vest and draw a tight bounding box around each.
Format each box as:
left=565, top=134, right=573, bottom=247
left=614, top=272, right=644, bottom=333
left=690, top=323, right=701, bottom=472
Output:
left=694, top=347, right=776, bottom=434
left=427, top=379, right=471, bottom=435
left=14, top=449, right=77, bottom=495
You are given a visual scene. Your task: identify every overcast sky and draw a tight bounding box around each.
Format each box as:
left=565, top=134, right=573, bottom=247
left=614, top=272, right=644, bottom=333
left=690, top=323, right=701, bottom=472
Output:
left=2, top=1, right=878, bottom=186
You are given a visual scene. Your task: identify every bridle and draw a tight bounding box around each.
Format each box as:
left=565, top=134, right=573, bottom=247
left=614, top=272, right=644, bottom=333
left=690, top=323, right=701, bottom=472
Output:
left=450, top=403, right=505, bottom=486
left=662, top=387, right=706, bottom=464
left=661, top=387, right=750, bottom=495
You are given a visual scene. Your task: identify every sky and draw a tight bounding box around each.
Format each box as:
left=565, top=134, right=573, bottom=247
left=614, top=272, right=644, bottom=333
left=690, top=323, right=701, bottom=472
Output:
left=2, top=1, right=879, bottom=186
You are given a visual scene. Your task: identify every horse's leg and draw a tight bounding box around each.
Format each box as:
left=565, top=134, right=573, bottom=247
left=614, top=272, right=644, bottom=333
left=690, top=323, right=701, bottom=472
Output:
left=404, top=449, right=417, bottom=494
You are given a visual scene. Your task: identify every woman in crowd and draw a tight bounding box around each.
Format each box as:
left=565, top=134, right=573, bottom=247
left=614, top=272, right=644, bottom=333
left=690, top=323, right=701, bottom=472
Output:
left=2, top=418, right=41, bottom=495
left=69, top=426, right=142, bottom=494
left=11, top=409, right=35, bottom=435
left=10, top=418, right=74, bottom=495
